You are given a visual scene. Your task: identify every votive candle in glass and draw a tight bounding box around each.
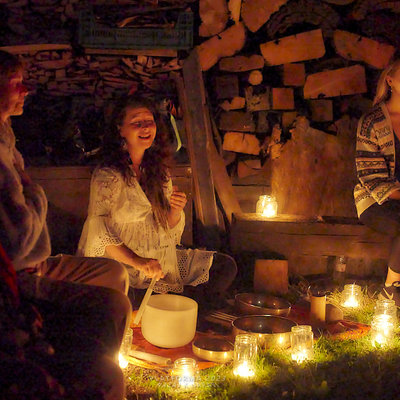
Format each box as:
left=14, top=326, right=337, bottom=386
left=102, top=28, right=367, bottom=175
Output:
left=233, top=334, right=258, bottom=378
left=371, top=314, right=395, bottom=346
left=118, top=327, right=133, bottom=369
left=291, top=325, right=313, bottom=363
left=374, top=298, right=397, bottom=324
left=256, top=195, right=278, bottom=218
left=341, top=284, right=362, bottom=308
left=172, top=357, right=198, bottom=388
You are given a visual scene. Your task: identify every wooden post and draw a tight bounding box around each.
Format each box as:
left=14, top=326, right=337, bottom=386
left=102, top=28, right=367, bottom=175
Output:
left=253, top=259, right=288, bottom=295
left=178, top=51, right=221, bottom=248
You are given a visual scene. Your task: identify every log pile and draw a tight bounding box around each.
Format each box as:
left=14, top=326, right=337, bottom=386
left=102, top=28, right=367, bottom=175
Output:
left=198, top=0, right=400, bottom=217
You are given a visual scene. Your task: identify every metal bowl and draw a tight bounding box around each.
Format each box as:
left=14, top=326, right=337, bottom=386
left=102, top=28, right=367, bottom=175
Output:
left=232, top=315, right=297, bottom=349
left=192, top=337, right=234, bottom=363
left=235, top=293, right=291, bottom=317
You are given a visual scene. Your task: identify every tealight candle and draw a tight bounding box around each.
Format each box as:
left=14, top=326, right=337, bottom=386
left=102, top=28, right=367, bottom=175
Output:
left=233, top=334, right=258, bottom=378
left=291, top=325, right=313, bottom=363
left=374, top=298, right=397, bottom=324
left=118, top=327, right=133, bottom=369
left=172, top=358, right=198, bottom=388
left=256, top=195, right=278, bottom=218
left=371, top=314, right=395, bottom=346
left=341, top=284, right=362, bottom=308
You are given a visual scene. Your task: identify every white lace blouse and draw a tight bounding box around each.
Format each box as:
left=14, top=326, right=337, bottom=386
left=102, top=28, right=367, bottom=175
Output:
left=77, top=167, right=213, bottom=293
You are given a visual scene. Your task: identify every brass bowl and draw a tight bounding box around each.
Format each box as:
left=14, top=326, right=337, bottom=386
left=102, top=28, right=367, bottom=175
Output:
left=232, top=315, right=297, bottom=349
left=192, top=337, right=234, bottom=363
left=235, top=293, right=291, bottom=317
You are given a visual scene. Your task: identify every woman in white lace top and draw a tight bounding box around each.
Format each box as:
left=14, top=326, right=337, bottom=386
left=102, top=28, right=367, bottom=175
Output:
left=78, top=96, right=236, bottom=296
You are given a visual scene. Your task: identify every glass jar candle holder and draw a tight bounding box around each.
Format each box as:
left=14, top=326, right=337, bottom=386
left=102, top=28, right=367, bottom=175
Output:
left=233, top=334, right=258, bottom=378
left=371, top=314, right=395, bottom=346
left=172, top=357, right=199, bottom=389
left=118, top=327, right=133, bottom=369
left=291, top=325, right=313, bottom=363
left=374, top=298, right=397, bottom=324
left=341, top=284, right=362, bottom=308
left=256, top=195, right=278, bottom=218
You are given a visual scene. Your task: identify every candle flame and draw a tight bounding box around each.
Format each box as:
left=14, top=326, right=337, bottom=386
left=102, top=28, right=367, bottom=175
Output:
left=233, top=361, right=255, bottom=378
left=342, top=295, right=359, bottom=308
left=119, top=353, right=129, bottom=369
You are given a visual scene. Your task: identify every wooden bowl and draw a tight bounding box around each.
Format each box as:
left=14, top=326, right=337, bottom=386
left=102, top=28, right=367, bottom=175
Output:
left=235, top=293, right=291, bottom=317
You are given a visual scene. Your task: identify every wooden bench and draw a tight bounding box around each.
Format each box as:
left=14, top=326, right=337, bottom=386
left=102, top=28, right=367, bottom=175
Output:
left=28, top=166, right=193, bottom=255
left=230, top=213, right=391, bottom=276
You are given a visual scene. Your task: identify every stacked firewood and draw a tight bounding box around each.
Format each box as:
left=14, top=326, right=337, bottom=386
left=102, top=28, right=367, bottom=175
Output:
left=198, top=0, right=400, bottom=217
left=19, top=49, right=182, bottom=106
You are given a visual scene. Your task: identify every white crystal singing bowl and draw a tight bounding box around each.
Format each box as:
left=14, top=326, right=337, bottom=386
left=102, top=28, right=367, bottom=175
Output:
left=141, top=294, right=198, bottom=348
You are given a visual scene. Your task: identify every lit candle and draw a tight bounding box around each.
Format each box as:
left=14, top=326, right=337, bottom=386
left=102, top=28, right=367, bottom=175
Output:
left=371, top=314, right=395, bottom=346
left=256, top=195, right=278, bottom=218
left=118, top=327, right=133, bottom=369
left=374, top=298, right=397, bottom=324
left=291, top=325, right=313, bottom=363
left=172, top=358, right=198, bottom=388
left=341, top=284, right=362, bottom=308
left=233, top=334, right=258, bottom=378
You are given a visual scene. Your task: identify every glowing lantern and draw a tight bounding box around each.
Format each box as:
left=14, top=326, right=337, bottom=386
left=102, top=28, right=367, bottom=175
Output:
left=118, top=328, right=133, bottom=369
left=374, top=298, right=397, bottom=324
left=256, top=195, right=278, bottom=218
left=233, top=334, right=258, bottom=378
left=291, top=325, right=313, bottom=363
left=341, top=284, right=362, bottom=308
left=371, top=314, right=395, bottom=346
left=172, top=358, right=198, bottom=388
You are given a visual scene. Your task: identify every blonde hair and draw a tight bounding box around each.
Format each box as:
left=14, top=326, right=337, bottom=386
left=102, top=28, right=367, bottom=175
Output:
left=373, top=59, right=400, bottom=106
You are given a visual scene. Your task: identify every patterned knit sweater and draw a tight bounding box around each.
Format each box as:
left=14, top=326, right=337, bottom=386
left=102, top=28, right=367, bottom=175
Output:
left=0, top=120, right=51, bottom=271
left=354, top=103, right=400, bottom=217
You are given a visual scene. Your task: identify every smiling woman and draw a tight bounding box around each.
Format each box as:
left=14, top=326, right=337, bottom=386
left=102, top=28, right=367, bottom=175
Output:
left=77, top=94, right=237, bottom=299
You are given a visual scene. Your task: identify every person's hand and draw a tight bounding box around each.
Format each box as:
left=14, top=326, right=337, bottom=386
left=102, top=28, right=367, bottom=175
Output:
left=136, top=257, right=164, bottom=280
left=170, top=186, right=187, bottom=213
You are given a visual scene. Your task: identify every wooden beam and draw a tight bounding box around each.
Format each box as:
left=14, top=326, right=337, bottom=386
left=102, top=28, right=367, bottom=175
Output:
left=179, top=51, right=220, bottom=234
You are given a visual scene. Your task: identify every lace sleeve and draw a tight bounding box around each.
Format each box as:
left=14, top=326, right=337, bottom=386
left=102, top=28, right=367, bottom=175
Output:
left=78, top=168, right=123, bottom=257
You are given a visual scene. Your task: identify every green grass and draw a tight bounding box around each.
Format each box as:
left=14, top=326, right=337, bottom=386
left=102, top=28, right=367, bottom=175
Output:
left=126, top=290, right=400, bottom=400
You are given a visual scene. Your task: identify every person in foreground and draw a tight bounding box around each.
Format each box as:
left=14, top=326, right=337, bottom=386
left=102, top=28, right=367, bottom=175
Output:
left=355, top=59, right=400, bottom=305
left=0, top=50, right=131, bottom=399
left=78, top=95, right=237, bottom=304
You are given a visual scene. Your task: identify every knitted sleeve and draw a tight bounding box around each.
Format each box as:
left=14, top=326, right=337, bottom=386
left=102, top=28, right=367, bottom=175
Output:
left=355, top=112, right=400, bottom=204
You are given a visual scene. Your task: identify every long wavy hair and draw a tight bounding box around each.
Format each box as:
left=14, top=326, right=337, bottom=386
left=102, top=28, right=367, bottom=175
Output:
left=373, top=59, right=400, bottom=106
left=100, top=95, right=173, bottom=230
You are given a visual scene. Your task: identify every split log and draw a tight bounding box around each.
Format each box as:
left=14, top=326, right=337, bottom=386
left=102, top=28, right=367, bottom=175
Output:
left=303, top=64, right=367, bottom=99
left=228, top=0, right=241, bottom=22
left=219, top=54, right=265, bottom=72
left=237, top=159, right=262, bottom=178
left=245, top=86, right=270, bottom=112
left=281, top=111, right=297, bottom=129
left=223, top=132, right=261, bottom=155
left=333, top=30, right=395, bottom=69
left=219, top=97, right=246, bottom=111
left=199, top=0, right=229, bottom=37
left=310, top=99, right=333, bottom=122
left=351, top=0, right=400, bottom=21
left=282, top=63, right=305, bottom=86
left=241, top=0, right=289, bottom=33
left=219, top=111, right=256, bottom=132
left=215, top=74, right=239, bottom=99
left=256, top=111, right=269, bottom=133
left=272, top=88, right=294, bottom=110
left=266, top=0, right=340, bottom=39
left=196, top=22, right=246, bottom=71
left=260, top=29, right=325, bottom=66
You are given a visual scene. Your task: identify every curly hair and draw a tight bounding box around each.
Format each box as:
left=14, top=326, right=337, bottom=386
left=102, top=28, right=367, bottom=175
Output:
left=100, top=95, right=174, bottom=230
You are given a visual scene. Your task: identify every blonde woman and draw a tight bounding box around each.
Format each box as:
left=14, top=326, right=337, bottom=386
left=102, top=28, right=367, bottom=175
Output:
left=355, top=59, right=400, bottom=304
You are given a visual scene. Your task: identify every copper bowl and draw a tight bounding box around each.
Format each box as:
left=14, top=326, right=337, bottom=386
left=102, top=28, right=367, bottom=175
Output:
left=232, top=315, right=297, bottom=349
left=235, top=293, right=291, bottom=317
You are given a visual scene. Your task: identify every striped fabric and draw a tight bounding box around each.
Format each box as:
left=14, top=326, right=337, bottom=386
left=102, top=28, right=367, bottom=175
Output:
left=354, top=103, right=400, bottom=217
